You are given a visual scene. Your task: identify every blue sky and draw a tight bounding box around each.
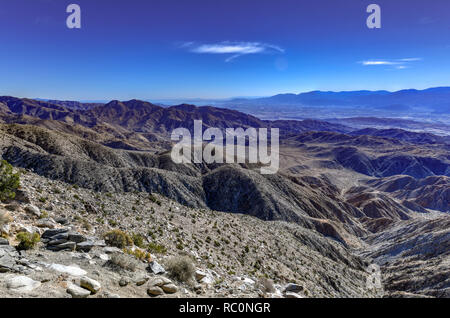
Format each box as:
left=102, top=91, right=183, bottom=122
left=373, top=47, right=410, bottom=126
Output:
left=1, top=0, right=450, bottom=100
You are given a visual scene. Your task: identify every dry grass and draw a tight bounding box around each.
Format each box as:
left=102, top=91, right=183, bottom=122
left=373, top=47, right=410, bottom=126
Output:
left=165, top=255, right=196, bottom=283
left=0, top=210, right=13, bottom=227
left=106, top=252, right=139, bottom=272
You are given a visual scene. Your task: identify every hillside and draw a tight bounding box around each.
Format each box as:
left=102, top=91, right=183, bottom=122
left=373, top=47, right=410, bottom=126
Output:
left=0, top=96, right=449, bottom=298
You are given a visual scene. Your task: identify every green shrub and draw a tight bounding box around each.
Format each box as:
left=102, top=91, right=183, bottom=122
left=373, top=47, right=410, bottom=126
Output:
left=16, top=232, right=40, bottom=250
left=131, top=233, right=146, bottom=248
left=165, top=256, right=195, bottom=283
left=147, top=242, right=167, bottom=254
left=39, top=210, right=49, bottom=219
left=0, top=160, right=20, bottom=202
left=104, top=229, right=133, bottom=248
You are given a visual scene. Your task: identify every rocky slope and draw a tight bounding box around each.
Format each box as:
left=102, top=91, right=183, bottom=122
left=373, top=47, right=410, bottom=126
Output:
left=1, top=172, right=376, bottom=298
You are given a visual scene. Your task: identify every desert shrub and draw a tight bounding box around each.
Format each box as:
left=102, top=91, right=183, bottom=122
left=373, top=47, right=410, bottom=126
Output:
left=124, top=248, right=152, bottom=262
left=149, top=194, right=161, bottom=206
left=0, top=210, right=13, bottom=227
left=104, top=229, right=133, bottom=248
left=131, top=233, right=146, bottom=248
left=259, top=278, right=275, bottom=293
left=39, top=210, right=49, bottom=219
left=147, top=242, right=167, bottom=254
left=0, top=160, right=20, bottom=202
left=165, top=256, right=195, bottom=283
left=16, top=232, right=40, bottom=250
left=107, top=252, right=138, bottom=272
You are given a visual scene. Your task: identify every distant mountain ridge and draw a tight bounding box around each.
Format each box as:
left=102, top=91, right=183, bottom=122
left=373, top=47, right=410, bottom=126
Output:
left=230, top=87, right=450, bottom=113
left=0, top=96, right=352, bottom=135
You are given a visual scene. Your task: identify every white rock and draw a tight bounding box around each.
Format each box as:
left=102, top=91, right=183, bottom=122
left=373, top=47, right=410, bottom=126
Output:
left=67, top=282, right=91, bottom=298
left=148, top=260, right=165, bottom=274
left=17, top=225, right=35, bottom=234
left=70, top=252, right=92, bottom=260
left=242, top=277, right=255, bottom=285
left=103, top=246, right=122, bottom=254
left=0, top=224, right=10, bottom=235
left=6, top=275, right=41, bottom=292
left=49, top=264, right=87, bottom=276
left=195, top=270, right=207, bottom=281
left=98, top=254, right=110, bottom=261
left=200, top=275, right=214, bottom=285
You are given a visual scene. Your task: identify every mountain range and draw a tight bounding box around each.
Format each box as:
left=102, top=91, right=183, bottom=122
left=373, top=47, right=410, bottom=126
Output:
left=0, top=95, right=448, bottom=298
left=229, top=87, right=450, bottom=113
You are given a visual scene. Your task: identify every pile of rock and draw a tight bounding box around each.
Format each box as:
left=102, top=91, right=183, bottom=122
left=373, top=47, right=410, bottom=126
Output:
left=0, top=245, right=20, bottom=273
left=42, top=228, right=104, bottom=253
left=0, top=243, right=42, bottom=274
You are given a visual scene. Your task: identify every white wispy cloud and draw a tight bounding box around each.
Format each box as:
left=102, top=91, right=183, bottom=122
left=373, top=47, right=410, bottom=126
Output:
left=361, top=60, right=399, bottom=66
left=398, top=57, right=422, bottom=62
left=180, top=41, right=285, bottom=62
left=359, top=58, right=422, bottom=69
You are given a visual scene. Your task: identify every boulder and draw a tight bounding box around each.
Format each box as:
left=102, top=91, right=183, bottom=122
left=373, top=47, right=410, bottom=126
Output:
left=47, top=241, right=76, bottom=251
left=97, top=253, right=110, bottom=261
left=35, top=218, right=58, bottom=229
left=119, top=277, right=130, bottom=287
left=0, top=237, right=9, bottom=245
left=49, top=232, right=69, bottom=241
left=148, top=276, right=172, bottom=287
left=148, top=260, right=165, bottom=274
left=135, top=275, right=149, bottom=286
left=49, top=264, right=87, bottom=276
left=24, top=205, right=41, bottom=217
left=6, top=275, right=41, bottom=292
left=284, top=283, right=303, bottom=293
left=76, top=241, right=95, bottom=252
left=47, top=238, right=69, bottom=246
left=54, top=217, right=69, bottom=225
left=103, top=246, right=122, bottom=254
left=80, top=276, right=101, bottom=294
left=42, top=228, right=68, bottom=239
left=161, top=283, right=178, bottom=294
left=147, top=286, right=164, bottom=296
left=67, top=282, right=91, bottom=298
left=0, top=223, right=10, bottom=235
left=0, top=253, right=16, bottom=272
left=68, top=232, right=87, bottom=243
left=200, top=275, right=214, bottom=285
left=195, top=270, right=207, bottom=281
left=17, top=225, right=37, bottom=234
